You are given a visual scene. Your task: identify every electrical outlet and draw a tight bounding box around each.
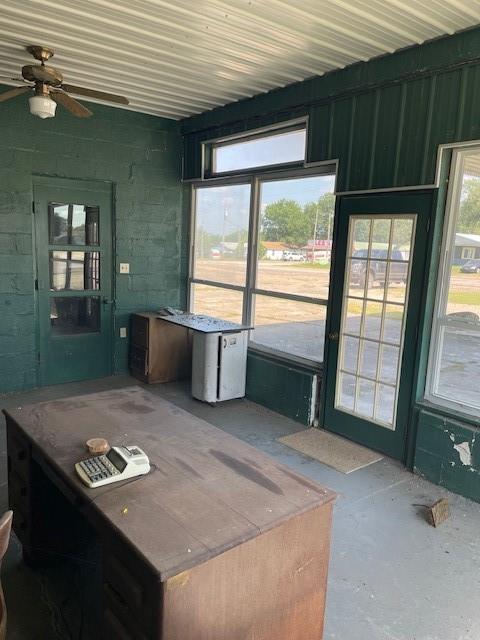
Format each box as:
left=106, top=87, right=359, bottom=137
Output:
left=120, top=327, right=127, bottom=338
left=119, top=263, right=130, bottom=274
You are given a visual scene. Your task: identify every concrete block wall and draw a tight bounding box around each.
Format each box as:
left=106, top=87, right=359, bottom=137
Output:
left=0, top=86, right=185, bottom=393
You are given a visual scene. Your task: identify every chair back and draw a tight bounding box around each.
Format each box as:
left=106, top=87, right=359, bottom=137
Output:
left=0, top=511, right=13, bottom=640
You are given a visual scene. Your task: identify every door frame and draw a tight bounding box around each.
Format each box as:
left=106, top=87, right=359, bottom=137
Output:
left=320, top=189, right=434, bottom=462
left=33, top=176, right=115, bottom=386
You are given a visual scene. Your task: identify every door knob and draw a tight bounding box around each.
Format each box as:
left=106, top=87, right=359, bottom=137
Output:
left=102, top=297, right=114, bottom=305
left=328, top=332, right=339, bottom=341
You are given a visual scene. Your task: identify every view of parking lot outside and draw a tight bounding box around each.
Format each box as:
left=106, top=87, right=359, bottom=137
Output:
left=430, top=154, right=480, bottom=413
left=192, top=174, right=335, bottom=361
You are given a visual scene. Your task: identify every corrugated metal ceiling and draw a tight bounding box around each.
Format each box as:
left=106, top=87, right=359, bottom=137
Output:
left=0, top=0, right=479, bottom=120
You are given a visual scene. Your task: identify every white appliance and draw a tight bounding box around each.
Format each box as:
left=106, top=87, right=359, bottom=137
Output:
left=158, top=313, right=251, bottom=404
left=192, top=331, right=248, bottom=403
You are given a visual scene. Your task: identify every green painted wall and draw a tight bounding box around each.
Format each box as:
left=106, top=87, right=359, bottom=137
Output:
left=414, top=409, right=480, bottom=502
left=0, top=87, right=185, bottom=393
left=181, top=27, right=480, bottom=498
left=182, top=26, right=480, bottom=192
left=246, top=352, right=318, bottom=426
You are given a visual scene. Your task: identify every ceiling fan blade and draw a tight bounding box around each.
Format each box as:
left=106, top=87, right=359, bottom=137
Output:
left=0, top=86, right=30, bottom=103
left=51, top=91, right=92, bottom=118
left=61, top=83, right=129, bottom=105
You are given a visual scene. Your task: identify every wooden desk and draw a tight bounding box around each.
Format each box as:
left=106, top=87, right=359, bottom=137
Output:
left=4, top=387, right=335, bottom=640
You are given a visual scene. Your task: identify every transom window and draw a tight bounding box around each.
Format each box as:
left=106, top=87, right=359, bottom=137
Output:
left=426, top=148, right=480, bottom=417
left=208, top=122, right=307, bottom=176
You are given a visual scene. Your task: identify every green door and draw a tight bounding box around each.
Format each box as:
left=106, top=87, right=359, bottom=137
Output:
left=323, top=191, right=432, bottom=460
left=34, top=179, right=113, bottom=386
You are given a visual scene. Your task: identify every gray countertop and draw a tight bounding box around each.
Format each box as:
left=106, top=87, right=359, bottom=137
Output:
left=158, top=313, right=252, bottom=334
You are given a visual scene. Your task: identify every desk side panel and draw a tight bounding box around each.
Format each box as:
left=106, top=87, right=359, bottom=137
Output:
left=161, top=502, right=333, bottom=640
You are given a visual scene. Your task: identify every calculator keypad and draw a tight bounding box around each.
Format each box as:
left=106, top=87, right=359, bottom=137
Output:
left=79, top=455, right=120, bottom=484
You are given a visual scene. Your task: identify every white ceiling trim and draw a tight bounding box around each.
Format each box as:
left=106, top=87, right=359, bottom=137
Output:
left=0, top=0, right=479, bottom=120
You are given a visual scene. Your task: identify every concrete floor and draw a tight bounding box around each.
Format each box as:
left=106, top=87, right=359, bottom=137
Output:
left=1, top=376, right=479, bottom=640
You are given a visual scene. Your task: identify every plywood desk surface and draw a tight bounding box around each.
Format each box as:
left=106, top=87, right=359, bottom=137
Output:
left=4, top=386, right=335, bottom=581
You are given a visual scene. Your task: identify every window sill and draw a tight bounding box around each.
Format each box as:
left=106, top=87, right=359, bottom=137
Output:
left=415, top=399, right=480, bottom=429
left=247, top=343, right=323, bottom=375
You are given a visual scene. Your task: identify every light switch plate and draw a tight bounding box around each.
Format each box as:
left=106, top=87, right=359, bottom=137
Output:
left=119, top=263, right=130, bottom=274
left=120, top=327, right=127, bottom=338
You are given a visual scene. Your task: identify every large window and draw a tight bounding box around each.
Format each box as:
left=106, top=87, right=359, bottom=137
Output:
left=426, top=148, right=480, bottom=417
left=190, top=163, right=336, bottom=364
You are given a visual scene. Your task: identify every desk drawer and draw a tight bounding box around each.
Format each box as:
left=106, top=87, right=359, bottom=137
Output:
left=130, top=345, right=148, bottom=377
left=104, top=606, right=148, bottom=640
left=12, top=504, right=31, bottom=549
left=7, top=425, right=30, bottom=479
left=9, top=470, right=31, bottom=516
left=131, top=315, right=149, bottom=348
left=103, top=552, right=154, bottom=634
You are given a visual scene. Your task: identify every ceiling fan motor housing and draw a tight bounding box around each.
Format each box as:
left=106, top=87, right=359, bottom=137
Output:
left=22, top=64, right=63, bottom=86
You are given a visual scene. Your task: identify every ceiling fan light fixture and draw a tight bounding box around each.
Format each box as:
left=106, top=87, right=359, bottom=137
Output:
left=29, top=94, right=56, bottom=119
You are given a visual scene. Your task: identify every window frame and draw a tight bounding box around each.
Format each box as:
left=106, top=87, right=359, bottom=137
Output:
left=203, top=118, right=309, bottom=179
left=425, top=147, right=480, bottom=418
left=188, top=162, right=337, bottom=367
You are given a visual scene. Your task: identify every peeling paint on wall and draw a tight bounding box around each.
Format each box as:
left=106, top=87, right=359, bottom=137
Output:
left=453, top=441, right=472, bottom=467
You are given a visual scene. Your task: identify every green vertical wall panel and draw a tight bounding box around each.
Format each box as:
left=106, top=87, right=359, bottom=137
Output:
left=348, top=91, right=378, bottom=191
left=395, top=77, right=433, bottom=187
left=329, top=98, right=355, bottom=192
left=459, top=65, right=480, bottom=141
left=307, top=103, right=331, bottom=164
left=0, top=89, right=185, bottom=393
left=422, top=70, right=462, bottom=184
left=371, top=84, right=404, bottom=189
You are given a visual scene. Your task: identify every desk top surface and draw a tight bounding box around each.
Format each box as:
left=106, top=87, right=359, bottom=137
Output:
left=4, top=387, right=334, bottom=580
left=158, top=313, right=251, bottom=333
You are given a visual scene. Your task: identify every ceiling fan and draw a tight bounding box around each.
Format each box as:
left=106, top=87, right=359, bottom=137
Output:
left=0, top=45, right=129, bottom=119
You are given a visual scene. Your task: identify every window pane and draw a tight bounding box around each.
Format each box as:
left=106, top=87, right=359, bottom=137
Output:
left=428, top=150, right=480, bottom=416
left=251, top=295, right=326, bottom=361
left=435, top=326, right=480, bottom=411
left=49, top=251, right=100, bottom=291
left=214, top=128, right=306, bottom=173
left=50, top=296, right=100, bottom=335
left=257, top=175, right=335, bottom=299
left=193, top=184, right=250, bottom=287
left=191, top=283, right=243, bottom=323
left=49, top=204, right=99, bottom=245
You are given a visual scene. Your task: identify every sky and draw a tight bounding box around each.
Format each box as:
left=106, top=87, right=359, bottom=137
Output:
left=196, top=174, right=335, bottom=235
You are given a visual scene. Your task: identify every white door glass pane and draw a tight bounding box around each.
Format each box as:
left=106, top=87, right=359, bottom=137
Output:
left=191, top=283, right=243, bottom=323
left=251, top=296, right=326, bottom=361
left=214, top=128, right=306, bottom=173
left=379, top=345, right=400, bottom=385
left=363, top=301, right=383, bottom=340
left=372, top=218, right=392, bottom=246
left=335, top=214, right=416, bottom=429
left=341, top=336, right=360, bottom=373
left=359, top=340, right=379, bottom=379
left=384, top=304, right=403, bottom=345
left=376, top=385, right=395, bottom=425
left=345, top=298, right=363, bottom=336
left=392, top=219, right=414, bottom=259
left=193, top=184, right=251, bottom=287
left=357, top=379, right=375, bottom=418
left=338, top=372, right=356, bottom=411
left=351, top=219, right=371, bottom=256
left=256, top=175, right=335, bottom=299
